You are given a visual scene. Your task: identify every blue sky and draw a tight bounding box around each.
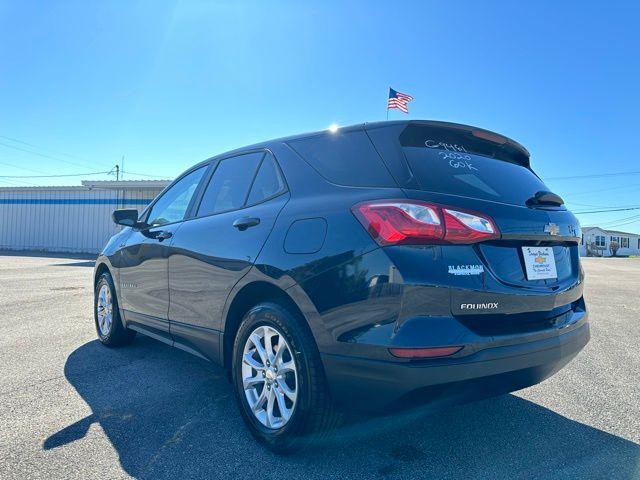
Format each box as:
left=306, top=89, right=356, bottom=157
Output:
left=1, top=1, right=639, bottom=232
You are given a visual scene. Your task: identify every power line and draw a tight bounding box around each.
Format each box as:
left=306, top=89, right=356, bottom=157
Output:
left=0, top=171, right=112, bottom=179
left=0, top=160, right=168, bottom=181
left=0, top=140, right=90, bottom=167
left=582, top=213, right=640, bottom=233
left=608, top=220, right=640, bottom=229
left=0, top=135, right=175, bottom=179
left=598, top=215, right=640, bottom=229
left=0, top=135, right=114, bottom=170
left=547, top=171, right=640, bottom=181
left=573, top=206, right=640, bottom=214
left=599, top=213, right=640, bottom=226
left=0, top=160, right=52, bottom=175
left=107, top=164, right=171, bottom=180
left=565, top=201, right=640, bottom=208
left=123, top=170, right=174, bottom=179
left=564, top=182, right=640, bottom=197
left=0, top=178, right=40, bottom=186
left=0, top=141, right=113, bottom=172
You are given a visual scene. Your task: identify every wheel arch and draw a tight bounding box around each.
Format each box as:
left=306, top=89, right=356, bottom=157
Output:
left=221, top=281, right=312, bottom=373
left=93, top=258, right=124, bottom=322
left=94, top=261, right=111, bottom=285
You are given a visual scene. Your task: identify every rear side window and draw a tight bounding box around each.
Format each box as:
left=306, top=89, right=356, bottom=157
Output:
left=287, top=129, right=396, bottom=187
left=197, top=152, right=263, bottom=216
left=246, top=153, right=286, bottom=205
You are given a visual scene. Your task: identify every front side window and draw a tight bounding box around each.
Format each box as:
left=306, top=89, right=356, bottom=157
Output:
left=146, top=167, right=206, bottom=227
left=621, top=237, right=629, bottom=248
left=197, top=152, right=263, bottom=216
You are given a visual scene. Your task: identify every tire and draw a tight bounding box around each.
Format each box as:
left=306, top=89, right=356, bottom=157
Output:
left=94, top=271, right=136, bottom=347
left=231, top=302, right=340, bottom=453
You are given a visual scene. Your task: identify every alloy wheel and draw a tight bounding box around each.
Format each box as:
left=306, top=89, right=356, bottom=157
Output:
left=241, top=325, right=298, bottom=429
left=96, top=284, right=113, bottom=336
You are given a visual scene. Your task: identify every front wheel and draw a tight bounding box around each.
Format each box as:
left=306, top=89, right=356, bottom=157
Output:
left=94, top=272, right=136, bottom=347
left=231, top=302, right=340, bottom=452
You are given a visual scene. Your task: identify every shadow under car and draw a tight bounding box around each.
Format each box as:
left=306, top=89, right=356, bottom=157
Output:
left=45, top=338, right=640, bottom=479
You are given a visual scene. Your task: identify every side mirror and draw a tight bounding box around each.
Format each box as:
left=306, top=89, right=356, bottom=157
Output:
left=112, top=209, right=143, bottom=228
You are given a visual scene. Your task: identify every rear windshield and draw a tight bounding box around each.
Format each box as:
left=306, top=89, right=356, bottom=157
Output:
left=402, top=148, right=548, bottom=205
left=397, top=125, right=549, bottom=205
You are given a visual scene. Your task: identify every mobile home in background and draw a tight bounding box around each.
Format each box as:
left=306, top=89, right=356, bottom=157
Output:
left=580, top=226, right=640, bottom=257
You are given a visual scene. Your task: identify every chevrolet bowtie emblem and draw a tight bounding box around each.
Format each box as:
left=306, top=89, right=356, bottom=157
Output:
left=544, top=223, right=559, bottom=236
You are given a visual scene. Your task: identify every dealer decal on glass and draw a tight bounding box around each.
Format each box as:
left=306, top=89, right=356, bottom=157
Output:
left=522, top=246, right=558, bottom=280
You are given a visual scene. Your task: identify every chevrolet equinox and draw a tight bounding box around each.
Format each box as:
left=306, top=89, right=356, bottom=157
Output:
left=94, top=120, right=589, bottom=451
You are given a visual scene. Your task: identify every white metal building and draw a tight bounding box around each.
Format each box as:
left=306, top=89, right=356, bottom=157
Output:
left=0, top=180, right=170, bottom=254
left=580, top=226, right=640, bottom=257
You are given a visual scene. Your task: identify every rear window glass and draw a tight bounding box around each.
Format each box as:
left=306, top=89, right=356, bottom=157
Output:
left=246, top=153, right=286, bottom=205
left=397, top=125, right=547, bottom=205
left=287, top=129, right=396, bottom=187
left=402, top=148, right=548, bottom=205
left=197, top=152, right=263, bottom=216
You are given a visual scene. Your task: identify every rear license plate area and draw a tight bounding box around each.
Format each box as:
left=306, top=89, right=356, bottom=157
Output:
left=522, top=246, right=557, bottom=280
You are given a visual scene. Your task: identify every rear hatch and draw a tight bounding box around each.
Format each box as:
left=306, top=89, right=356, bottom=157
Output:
left=366, top=121, right=583, bottom=320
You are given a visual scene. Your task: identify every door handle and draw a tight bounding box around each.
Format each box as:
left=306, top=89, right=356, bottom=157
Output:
left=233, top=217, right=260, bottom=231
left=155, top=230, right=173, bottom=241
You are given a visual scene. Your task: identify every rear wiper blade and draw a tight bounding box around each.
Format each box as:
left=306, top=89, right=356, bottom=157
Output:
left=526, top=190, right=564, bottom=207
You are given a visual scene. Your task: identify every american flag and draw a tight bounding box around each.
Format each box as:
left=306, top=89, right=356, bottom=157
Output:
left=387, top=88, right=414, bottom=114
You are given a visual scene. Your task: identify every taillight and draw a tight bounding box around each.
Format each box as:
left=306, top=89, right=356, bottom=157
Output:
left=352, top=200, right=499, bottom=246
left=351, top=201, right=443, bottom=245
left=441, top=208, right=498, bottom=243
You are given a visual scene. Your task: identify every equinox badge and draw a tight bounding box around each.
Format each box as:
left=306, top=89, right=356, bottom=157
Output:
left=460, top=302, right=499, bottom=310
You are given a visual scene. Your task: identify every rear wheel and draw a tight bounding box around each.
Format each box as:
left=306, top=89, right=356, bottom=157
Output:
left=241, top=324, right=298, bottom=429
left=231, top=302, right=340, bottom=452
left=94, top=272, right=136, bottom=347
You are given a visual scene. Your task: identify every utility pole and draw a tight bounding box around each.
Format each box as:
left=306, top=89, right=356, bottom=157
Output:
left=115, top=164, right=120, bottom=181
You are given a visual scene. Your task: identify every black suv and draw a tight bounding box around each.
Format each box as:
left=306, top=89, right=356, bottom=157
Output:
left=94, top=120, right=589, bottom=451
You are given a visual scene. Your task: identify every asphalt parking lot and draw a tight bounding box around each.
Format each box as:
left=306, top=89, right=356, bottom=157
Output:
left=0, top=253, right=639, bottom=480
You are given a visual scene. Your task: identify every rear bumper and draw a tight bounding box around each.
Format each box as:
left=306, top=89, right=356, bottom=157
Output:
left=322, top=316, right=590, bottom=412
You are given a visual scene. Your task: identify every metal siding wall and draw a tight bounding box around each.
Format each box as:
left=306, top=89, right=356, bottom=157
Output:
left=94, top=189, right=114, bottom=252
left=0, top=191, right=8, bottom=248
left=0, top=187, right=164, bottom=253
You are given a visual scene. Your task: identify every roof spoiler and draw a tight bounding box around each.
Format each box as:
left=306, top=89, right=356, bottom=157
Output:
left=365, top=120, right=531, bottom=168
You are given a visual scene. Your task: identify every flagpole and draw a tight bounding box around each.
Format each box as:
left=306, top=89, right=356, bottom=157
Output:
left=386, top=86, right=390, bottom=121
